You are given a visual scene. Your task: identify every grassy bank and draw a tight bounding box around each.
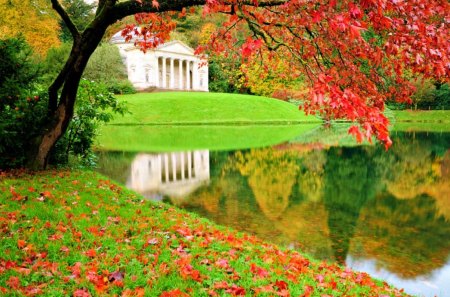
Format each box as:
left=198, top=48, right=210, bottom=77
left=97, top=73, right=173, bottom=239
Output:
left=109, top=92, right=319, bottom=125
left=97, top=124, right=318, bottom=152
left=393, top=110, right=450, bottom=123
left=0, top=170, right=408, bottom=296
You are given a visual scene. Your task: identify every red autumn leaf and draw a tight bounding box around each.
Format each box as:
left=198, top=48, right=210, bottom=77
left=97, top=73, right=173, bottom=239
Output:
left=73, top=289, right=91, bottom=297
left=275, top=280, right=288, bottom=291
left=70, top=262, right=82, bottom=278
left=6, top=276, right=20, bottom=289
left=22, top=286, right=43, bottom=296
left=300, top=285, right=314, bottom=297
left=85, top=249, right=97, bottom=258
left=225, top=284, right=246, bottom=296
left=213, top=281, right=229, bottom=289
left=215, top=258, right=229, bottom=269
left=160, top=289, right=189, bottom=297
left=315, top=274, right=324, bottom=283
left=41, top=191, right=53, bottom=198
left=250, top=263, right=269, bottom=278
left=17, top=239, right=27, bottom=249
left=122, top=288, right=145, bottom=297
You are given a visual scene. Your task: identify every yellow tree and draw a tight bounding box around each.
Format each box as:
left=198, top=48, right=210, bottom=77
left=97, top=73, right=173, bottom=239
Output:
left=0, top=0, right=60, bottom=56
left=241, top=50, right=306, bottom=98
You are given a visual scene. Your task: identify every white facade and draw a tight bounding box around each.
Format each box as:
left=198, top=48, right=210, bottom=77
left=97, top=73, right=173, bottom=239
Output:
left=111, top=33, right=209, bottom=91
left=128, top=150, right=210, bottom=198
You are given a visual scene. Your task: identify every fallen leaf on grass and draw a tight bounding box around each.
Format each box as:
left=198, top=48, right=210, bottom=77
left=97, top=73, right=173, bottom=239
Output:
left=6, top=276, right=20, bottom=289
left=160, top=289, right=189, bottom=297
left=85, top=249, right=97, bottom=258
left=73, top=288, right=91, bottom=297
left=108, top=271, right=124, bottom=282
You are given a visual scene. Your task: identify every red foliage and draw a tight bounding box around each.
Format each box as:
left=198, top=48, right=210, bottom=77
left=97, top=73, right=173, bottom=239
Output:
left=188, top=0, right=449, bottom=146
left=160, top=289, right=189, bottom=297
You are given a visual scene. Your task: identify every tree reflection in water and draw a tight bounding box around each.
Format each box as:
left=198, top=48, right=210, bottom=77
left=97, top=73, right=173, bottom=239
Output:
left=174, top=132, right=450, bottom=295
left=96, top=132, right=450, bottom=296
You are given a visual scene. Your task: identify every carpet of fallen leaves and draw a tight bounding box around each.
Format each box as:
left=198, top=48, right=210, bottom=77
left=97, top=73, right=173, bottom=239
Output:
left=0, top=169, right=410, bottom=296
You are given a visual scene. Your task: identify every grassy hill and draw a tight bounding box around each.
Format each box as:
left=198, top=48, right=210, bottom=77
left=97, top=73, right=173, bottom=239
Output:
left=97, top=92, right=320, bottom=151
left=108, top=92, right=320, bottom=125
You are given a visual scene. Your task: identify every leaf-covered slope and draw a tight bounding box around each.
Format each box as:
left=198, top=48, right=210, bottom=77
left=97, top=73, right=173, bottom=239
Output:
left=0, top=170, right=409, bottom=296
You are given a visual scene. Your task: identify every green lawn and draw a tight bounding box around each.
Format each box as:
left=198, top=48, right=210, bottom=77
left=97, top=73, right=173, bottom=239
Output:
left=97, top=124, right=319, bottom=152
left=110, top=92, right=320, bottom=124
left=393, top=110, right=450, bottom=123
left=0, top=170, right=409, bottom=296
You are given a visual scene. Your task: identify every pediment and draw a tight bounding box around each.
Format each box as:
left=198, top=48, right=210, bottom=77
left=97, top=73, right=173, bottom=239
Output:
left=157, top=41, right=195, bottom=56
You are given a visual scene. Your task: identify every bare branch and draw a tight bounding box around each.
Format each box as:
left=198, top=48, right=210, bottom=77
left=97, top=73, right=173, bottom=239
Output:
left=51, top=0, right=80, bottom=40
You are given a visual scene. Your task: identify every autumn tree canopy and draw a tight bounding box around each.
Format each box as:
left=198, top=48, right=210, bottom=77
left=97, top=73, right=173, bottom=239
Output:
left=28, top=0, right=450, bottom=168
left=0, top=0, right=61, bottom=56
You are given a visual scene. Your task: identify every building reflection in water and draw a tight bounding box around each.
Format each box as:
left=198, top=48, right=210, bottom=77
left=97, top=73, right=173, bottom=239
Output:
left=127, top=150, right=210, bottom=199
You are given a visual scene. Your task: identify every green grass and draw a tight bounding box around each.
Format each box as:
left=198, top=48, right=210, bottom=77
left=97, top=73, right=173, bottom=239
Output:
left=393, top=110, right=450, bottom=123
left=0, top=170, right=410, bottom=296
left=393, top=122, right=450, bottom=132
left=110, top=92, right=320, bottom=124
left=97, top=124, right=319, bottom=152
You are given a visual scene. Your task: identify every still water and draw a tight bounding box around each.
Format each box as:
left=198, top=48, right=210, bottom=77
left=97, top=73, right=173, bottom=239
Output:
left=96, top=131, right=450, bottom=297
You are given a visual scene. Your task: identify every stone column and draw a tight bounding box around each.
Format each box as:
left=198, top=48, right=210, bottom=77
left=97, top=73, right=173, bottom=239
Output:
left=154, top=56, right=159, bottom=87
left=179, top=60, right=183, bottom=89
left=192, top=61, right=199, bottom=91
left=170, top=58, right=174, bottom=89
left=162, top=57, right=167, bottom=89
left=186, top=60, right=190, bottom=90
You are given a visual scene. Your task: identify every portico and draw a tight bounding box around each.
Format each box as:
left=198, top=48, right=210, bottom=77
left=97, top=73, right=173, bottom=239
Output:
left=111, top=33, right=208, bottom=91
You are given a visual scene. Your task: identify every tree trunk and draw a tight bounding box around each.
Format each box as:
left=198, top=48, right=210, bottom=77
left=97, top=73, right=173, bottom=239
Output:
left=29, top=26, right=108, bottom=169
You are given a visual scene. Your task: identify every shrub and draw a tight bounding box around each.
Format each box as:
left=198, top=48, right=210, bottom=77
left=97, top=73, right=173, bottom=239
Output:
left=0, top=94, right=48, bottom=169
left=49, top=79, right=128, bottom=167
left=0, top=38, right=46, bottom=169
left=434, top=83, right=450, bottom=110
left=0, top=37, right=39, bottom=99
left=106, top=80, right=136, bottom=95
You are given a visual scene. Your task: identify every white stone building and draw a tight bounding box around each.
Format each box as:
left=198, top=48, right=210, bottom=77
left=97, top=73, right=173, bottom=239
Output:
left=111, top=31, right=209, bottom=91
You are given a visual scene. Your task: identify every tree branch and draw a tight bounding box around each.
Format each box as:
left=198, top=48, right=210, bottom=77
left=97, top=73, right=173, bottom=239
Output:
left=51, top=0, right=80, bottom=40
left=111, top=0, right=287, bottom=21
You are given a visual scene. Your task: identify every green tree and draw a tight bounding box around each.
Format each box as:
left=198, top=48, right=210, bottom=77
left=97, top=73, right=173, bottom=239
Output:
left=0, top=38, right=48, bottom=168
left=0, top=37, right=39, bottom=99
left=60, top=0, right=95, bottom=42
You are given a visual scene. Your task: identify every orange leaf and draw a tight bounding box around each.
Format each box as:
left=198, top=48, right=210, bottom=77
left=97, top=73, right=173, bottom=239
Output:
left=85, top=249, right=97, bottom=258
left=17, top=239, right=27, bottom=249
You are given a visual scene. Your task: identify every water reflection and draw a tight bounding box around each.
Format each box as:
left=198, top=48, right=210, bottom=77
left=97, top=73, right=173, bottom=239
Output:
left=96, top=132, right=450, bottom=297
left=127, top=151, right=210, bottom=200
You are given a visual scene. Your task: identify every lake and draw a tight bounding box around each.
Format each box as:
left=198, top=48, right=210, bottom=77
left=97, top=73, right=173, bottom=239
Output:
left=96, top=129, right=450, bottom=297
